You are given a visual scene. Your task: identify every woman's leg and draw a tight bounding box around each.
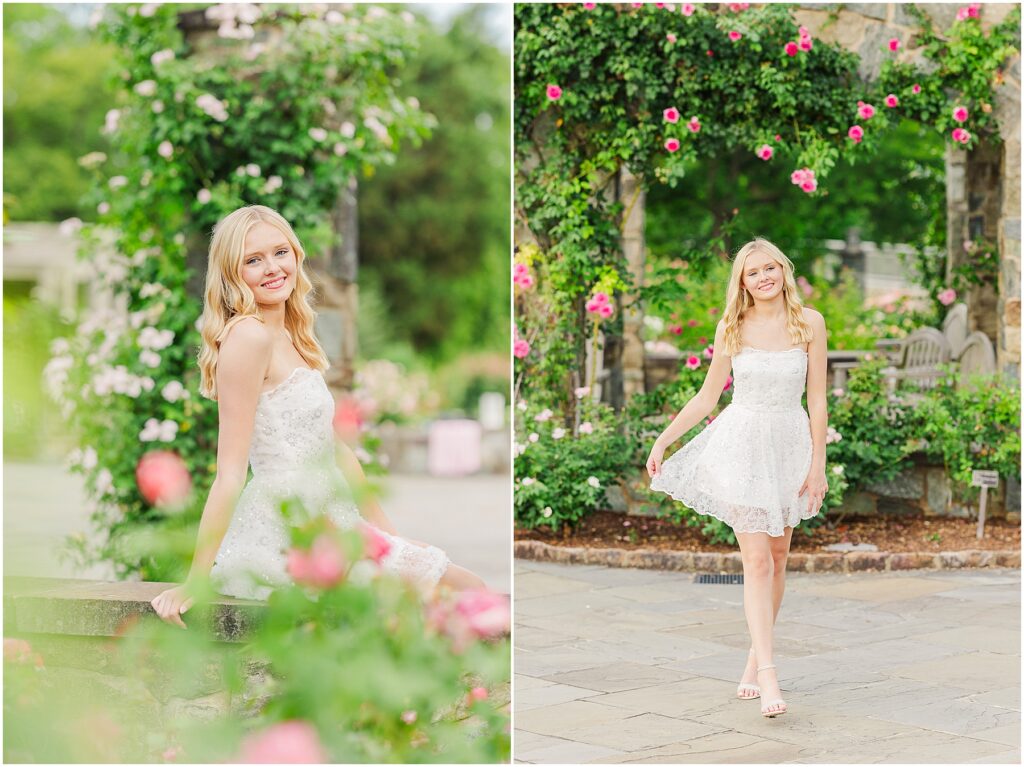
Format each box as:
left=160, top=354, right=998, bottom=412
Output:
left=438, top=562, right=486, bottom=591
left=735, top=530, right=786, bottom=713
left=738, top=526, right=795, bottom=691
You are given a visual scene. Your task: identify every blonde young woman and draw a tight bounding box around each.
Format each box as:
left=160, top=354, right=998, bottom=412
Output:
left=151, top=205, right=485, bottom=626
left=646, top=238, right=829, bottom=718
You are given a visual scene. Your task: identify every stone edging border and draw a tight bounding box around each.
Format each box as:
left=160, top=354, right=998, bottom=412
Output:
left=514, top=540, right=1021, bottom=573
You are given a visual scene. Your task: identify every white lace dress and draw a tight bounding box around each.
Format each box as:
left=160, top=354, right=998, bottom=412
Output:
left=650, top=347, right=817, bottom=537
left=209, top=367, right=451, bottom=600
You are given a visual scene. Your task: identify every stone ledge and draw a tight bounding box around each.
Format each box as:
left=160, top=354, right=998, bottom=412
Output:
left=3, top=577, right=265, bottom=642
left=514, top=540, right=1021, bottom=573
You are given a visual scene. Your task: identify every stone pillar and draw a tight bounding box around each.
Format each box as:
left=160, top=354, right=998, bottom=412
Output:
left=314, top=177, right=359, bottom=391
left=996, top=53, right=1021, bottom=379
left=840, top=227, right=866, bottom=293
left=619, top=165, right=647, bottom=403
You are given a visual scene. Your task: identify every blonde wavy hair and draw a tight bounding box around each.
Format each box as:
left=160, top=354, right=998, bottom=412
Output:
left=720, top=237, right=814, bottom=356
left=197, top=204, right=329, bottom=399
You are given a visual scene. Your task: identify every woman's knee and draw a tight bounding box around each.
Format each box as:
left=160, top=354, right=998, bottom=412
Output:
left=741, top=552, right=774, bottom=578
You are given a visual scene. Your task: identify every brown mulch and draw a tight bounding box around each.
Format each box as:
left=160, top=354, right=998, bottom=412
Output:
left=515, top=510, right=1021, bottom=553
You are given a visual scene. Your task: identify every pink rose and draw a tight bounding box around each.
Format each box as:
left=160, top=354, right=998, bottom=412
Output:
left=885, top=94, right=899, bottom=107
left=666, top=33, right=677, bottom=43
left=723, top=375, right=733, bottom=391
left=400, top=710, right=417, bottom=724
left=513, top=339, right=530, bottom=359
left=952, top=127, right=971, bottom=144
left=467, top=686, right=489, bottom=704
left=598, top=303, right=614, bottom=318
left=514, top=262, right=528, bottom=277
left=287, top=534, right=347, bottom=589
left=798, top=37, right=813, bottom=51
left=848, top=125, right=864, bottom=143
left=756, top=144, right=773, bottom=160
left=912, top=83, right=921, bottom=94
left=687, top=116, right=701, bottom=133
left=784, top=41, right=798, bottom=56
left=703, top=344, right=714, bottom=359
left=237, top=720, right=327, bottom=764
left=728, top=30, right=742, bottom=41
left=857, top=102, right=875, bottom=119
left=583, top=2, right=596, bottom=8
left=359, top=524, right=392, bottom=564
left=687, top=319, right=698, bottom=328
left=938, top=288, right=957, bottom=306
left=952, top=106, right=968, bottom=123
left=136, top=451, right=192, bottom=508
left=681, top=3, right=695, bottom=15
left=728, top=2, right=750, bottom=10
left=774, top=133, right=782, bottom=141
left=800, top=178, right=818, bottom=193
left=578, top=421, right=594, bottom=434
left=888, top=37, right=900, bottom=51
left=685, top=355, right=700, bottom=370
left=698, top=336, right=707, bottom=344
left=798, top=26, right=810, bottom=38
left=664, top=107, right=680, bottom=123
left=664, top=138, right=681, bottom=152
left=332, top=397, right=364, bottom=445
left=546, top=84, right=562, bottom=101
left=790, top=167, right=814, bottom=186
left=455, top=588, right=511, bottom=638
left=669, top=324, right=682, bottom=335
left=592, top=291, right=609, bottom=305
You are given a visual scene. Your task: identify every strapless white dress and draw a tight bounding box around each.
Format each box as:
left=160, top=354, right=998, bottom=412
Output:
left=210, top=367, right=451, bottom=600
left=649, top=347, right=817, bottom=537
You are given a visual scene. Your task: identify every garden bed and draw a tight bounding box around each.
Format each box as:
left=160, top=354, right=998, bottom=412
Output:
left=515, top=509, right=1021, bottom=554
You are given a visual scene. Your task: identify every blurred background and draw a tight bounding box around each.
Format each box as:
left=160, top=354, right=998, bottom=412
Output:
left=4, top=3, right=512, bottom=591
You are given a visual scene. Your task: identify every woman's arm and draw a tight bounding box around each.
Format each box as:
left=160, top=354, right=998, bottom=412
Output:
left=151, top=318, right=271, bottom=626
left=799, top=308, right=829, bottom=512
left=334, top=440, right=400, bottom=535
left=647, top=319, right=732, bottom=477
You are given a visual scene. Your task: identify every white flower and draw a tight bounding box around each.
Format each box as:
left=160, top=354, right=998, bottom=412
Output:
left=141, top=377, right=155, bottom=392
left=542, top=506, right=553, bottom=518
left=81, top=446, right=98, bottom=470
left=158, top=419, right=179, bottom=442
left=514, top=443, right=527, bottom=456
left=826, top=426, right=843, bottom=445
left=521, top=477, right=535, bottom=486
left=552, top=427, right=566, bottom=440
left=50, top=338, right=70, bottom=356
left=309, top=127, right=328, bottom=142
left=108, top=175, right=128, bottom=189
left=103, top=109, right=120, bottom=135
left=139, top=418, right=162, bottom=442
left=587, top=476, right=601, bottom=488
left=134, top=79, right=157, bottom=97
left=97, top=202, right=111, bottom=215
left=151, top=48, right=175, bottom=66
left=832, top=465, right=845, bottom=476
left=95, top=468, right=115, bottom=496
left=157, top=140, right=174, bottom=159
left=579, top=422, right=594, bottom=434
left=59, top=218, right=83, bottom=237
left=354, top=446, right=373, bottom=463
left=528, top=432, right=539, bottom=443
left=246, top=163, right=261, bottom=177
left=162, top=380, right=188, bottom=402
left=333, top=142, right=348, bottom=156
left=196, top=189, right=212, bottom=204
left=831, top=388, right=845, bottom=397
left=574, top=387, right=590, bottom=398
left=325, top=9, right=344, bottom=24
left=139, top=3, right=160, bottom=17
left=516, top=401, right=528, bottom=411
left=138, top=327, right=174, bottom=350
left=534, top=408, right=553, bottom=422
left=264, top=175, right=283, bottom=193
left=196, top=93, right=229, bottom=122
left=151, top=100, right=164, bottom=114
left=140, top=349, right=161, bottom=368
left=340, top=121, right=356, bottom=138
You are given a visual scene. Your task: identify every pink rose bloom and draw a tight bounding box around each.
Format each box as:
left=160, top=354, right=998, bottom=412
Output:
left=968, top=4, right=980, bottom=17
left=664, top=138, right=681, bottom=152
left=685, top=355, right=700, bottom=370
left=687, top=116, right=701, bottom=133
left=857, top=102, right=876, bottom=119
left=592, top=291, right=609, bottom=305
left=467, top=686, right=489, bottom=703
left=515, top=273, right=534, bottom=289
left=513, top=339, right=530, bottom=359
left=583, top=2, right=596, bottom=8
left=723, top=375, right=733, bottom=391
left=698, top=336, right=708, bottom=345
left=687, top=319, right=698, bottom=328
left=681, top=3, right=695, bottom=15
left=798, top=26, right=810, bottom=37
left=938, top=288, right=957, bottom=306
left=800, top=178, right=818, bottom=193
left=359, top=524, right=392, bottom=564
left=728, top=2, right=749, bottom=10
left=585, top=298, right=599, bottom=312
left=912, top=83, right=921, bottom=94
left=598, top=303, right=614, bottom=318
left=546, top=84, right=562, bottom=101
left=790, top=167, right=813, bottom=186
left=848, top=125, right=864, bottom=143
left=157, top=140, right=174, bottom=159
left=669, top=324, right=683, bottom=335
left=888, top=37, right=900, bottom=51
left=664, top=107, right=680, bottom=123
left=632, top=2, right=643, bottom=6
left=952, top=127, right=971, bottom=144
left=885, top=94, right=899, bottom=107
left=798, top=37, right=813, bottom=51
left=756, top=144, right=773, bottom=160
left=514, top=262, right=528, bottom=278
left=238, top=720, right=327, bottom=764
left=455, top=588, right=511, bottom=638
left=784, top=41, right=799, bottom=56
left=797, top=275, right=813, bottom=297
left=774, top=133, right=782, bottom=141
left=703, top=344, right=714, bottom=359
left=952, top=106, right=969, bottom=123
left=287, top=534, right=347, bottom=589
left=655, top=2, right=665, bottom=7
left=578, top=421, right=594, bottom=434
left=136, top=451, right=192, bottom=508
left=666, top=32, right=677, bottom=43
left=400, top=710, right=417, bottom=724
left=728, top=30, right=742, bottom=41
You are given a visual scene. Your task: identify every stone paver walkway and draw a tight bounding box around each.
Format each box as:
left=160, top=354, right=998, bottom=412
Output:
left=514, top=560, right=1020, bottom=764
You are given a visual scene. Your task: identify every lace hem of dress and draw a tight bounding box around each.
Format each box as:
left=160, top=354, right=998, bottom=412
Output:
left=380, top=536, right=451, bottom=587
left=654, top=483, right=822, bottom=538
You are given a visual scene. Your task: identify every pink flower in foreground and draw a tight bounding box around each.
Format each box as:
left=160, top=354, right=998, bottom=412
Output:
left=546, top=84, right=562, bottom=101
left=848, top=125, right=864, bottom=143
left=591, top=291, right=609, bottom=306
left=800, top=178, right=818, bottom=193
left=359, top=524, right=392, bottom=564
left=784, top=41, right=799, bottom=56
left=798, top=37, right=813, bottom=51
left=666, top=32, right=677, bottom=43
left=938, top=288, right=957, bottom=306
left=664, top=107, right=680, bottom=123
left=888, top=37, right=900, bottom=51
left=455, top=588, right=511, bottom=638
left=790, top=167, right=812, bottom=185
left=857, top=101, right=876, bottom=119
left=912, top=83, right=921, bottom=94
left=681, top=3, right=695, bottom=15
left=136, top=451, right=192, bottom=508
left=467, top=686, right=489, bottom=704
left=687, top=116, right=701, bottom=132
left=728, top=30, right=742, bottom=41
left=952, top=127, right=971, bottom=144
left=885, top=94, right=899, bottom=108
left=956, top=4, right=980, bottom=21
left=238, top=720, right=328, bottom=764
left=756, top=144, right=774, bottom=160
left=685, top=355, right=700, bottom=370
left=513, top=339, right=530, bottom=359
left=952, top=106, right=969, bottom=123
left=287, top=534, right=347, bottom=589
left=664, top=138, right=681, bottom=152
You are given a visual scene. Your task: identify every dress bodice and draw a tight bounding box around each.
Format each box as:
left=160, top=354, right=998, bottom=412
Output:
left=729, top=348, right=807, bottom=412
left=249, top=367, right=335, bottom=474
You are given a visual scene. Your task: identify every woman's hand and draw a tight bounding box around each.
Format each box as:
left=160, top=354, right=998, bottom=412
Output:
left=798, top=466, right=829, bottom=515
left=646, top=442, right=666, bottom=479
left=150, top=584, right=194, bottom=629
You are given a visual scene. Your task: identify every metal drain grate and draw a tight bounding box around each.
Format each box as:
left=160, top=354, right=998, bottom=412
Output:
left=693, top=573, right=744, bottom=585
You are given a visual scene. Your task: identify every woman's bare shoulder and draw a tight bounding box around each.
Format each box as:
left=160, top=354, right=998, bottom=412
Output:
left=801, top=306, right=825, bottom=326
left=220, top=316, right=272, bottom=353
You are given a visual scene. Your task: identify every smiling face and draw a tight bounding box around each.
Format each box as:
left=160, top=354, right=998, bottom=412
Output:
left=240, top=221, right=297, bottom=307
left=740, top=249, right=784, bottom=301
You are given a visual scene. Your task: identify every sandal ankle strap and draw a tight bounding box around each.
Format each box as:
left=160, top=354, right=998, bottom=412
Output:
left=756, top=663, right=777, bottom=671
